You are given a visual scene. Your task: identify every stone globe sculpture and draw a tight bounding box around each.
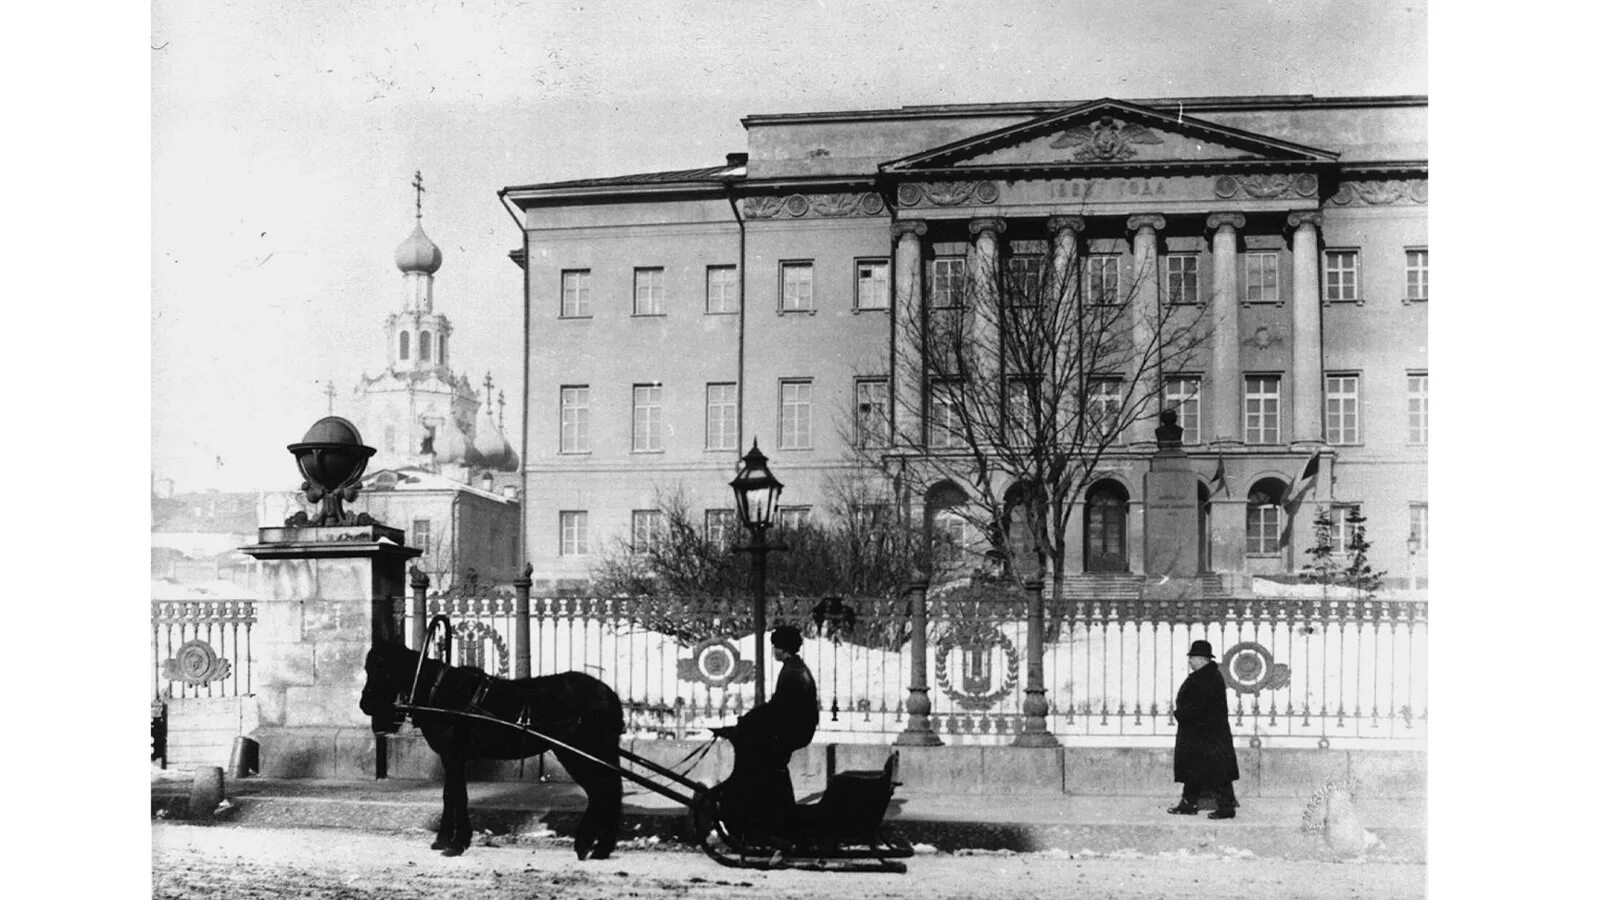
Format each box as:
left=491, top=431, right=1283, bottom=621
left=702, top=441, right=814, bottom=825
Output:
left=285, top=416, right=378, bottom=526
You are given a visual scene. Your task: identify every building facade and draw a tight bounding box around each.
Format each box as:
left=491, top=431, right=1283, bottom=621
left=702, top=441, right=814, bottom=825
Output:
left=502, top=95, right=1427, bottom=591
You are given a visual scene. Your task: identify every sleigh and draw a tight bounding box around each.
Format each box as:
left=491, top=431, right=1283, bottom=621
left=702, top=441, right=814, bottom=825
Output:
left=389, top=615, right=913, bottom=873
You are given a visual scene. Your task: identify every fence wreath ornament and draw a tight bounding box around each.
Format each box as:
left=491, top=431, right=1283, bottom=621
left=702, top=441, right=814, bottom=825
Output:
left=934, top=628, right=1019, bottom=711
left=160, top=640, right=233, bottom=686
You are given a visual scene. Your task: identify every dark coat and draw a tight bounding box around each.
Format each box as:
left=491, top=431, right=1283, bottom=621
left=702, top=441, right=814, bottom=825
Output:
left=1172, top=660, right=1240, bottom=785
left=737, top=654, right=819, bottom=755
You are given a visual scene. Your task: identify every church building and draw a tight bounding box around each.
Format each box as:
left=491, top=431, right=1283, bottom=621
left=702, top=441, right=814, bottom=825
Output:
left=345, top=181, right=522, bottom=587
left=501, top=95, right=1428, bottom=593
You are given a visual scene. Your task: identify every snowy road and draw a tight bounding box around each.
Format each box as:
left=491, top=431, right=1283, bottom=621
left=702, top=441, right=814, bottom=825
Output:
left=152, top=823, right=1425, bottom=899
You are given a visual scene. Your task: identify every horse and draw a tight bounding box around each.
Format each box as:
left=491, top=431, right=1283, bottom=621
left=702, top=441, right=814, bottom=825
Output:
left=358, top=638, right=625, bottom=859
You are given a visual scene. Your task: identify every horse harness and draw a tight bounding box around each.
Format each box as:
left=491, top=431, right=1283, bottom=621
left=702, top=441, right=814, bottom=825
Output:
left=408, top=660, right=582, bottom=735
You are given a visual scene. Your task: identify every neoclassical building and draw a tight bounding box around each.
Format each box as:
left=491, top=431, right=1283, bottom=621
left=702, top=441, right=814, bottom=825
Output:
left=502, top=95, right=1427, bottom=592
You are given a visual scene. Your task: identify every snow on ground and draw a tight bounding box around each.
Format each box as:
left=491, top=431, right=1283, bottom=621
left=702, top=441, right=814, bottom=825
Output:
left=150, top=823, right=1425, bottom=900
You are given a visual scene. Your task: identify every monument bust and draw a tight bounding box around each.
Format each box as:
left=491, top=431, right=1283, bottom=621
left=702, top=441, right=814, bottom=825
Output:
left=1155, top=408, right=1184, bottom=449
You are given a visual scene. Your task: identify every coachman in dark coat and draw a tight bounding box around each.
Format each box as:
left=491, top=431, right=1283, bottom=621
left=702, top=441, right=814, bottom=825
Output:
left=1168, top=639, right=1241, bottom=819
left=718, top=626, right=819, bottom=836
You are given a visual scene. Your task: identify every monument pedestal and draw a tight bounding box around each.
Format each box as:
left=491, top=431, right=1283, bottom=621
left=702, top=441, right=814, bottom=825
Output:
left=241, top=524, right=420, bottom=777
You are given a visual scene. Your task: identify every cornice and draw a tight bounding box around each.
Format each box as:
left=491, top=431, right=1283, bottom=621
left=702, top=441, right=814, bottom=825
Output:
left=742, top=95, right=1428, bottom=127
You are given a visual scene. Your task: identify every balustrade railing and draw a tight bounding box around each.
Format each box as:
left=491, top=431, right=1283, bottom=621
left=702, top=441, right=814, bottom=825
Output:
left=393, top=581, right=1427, bottom=747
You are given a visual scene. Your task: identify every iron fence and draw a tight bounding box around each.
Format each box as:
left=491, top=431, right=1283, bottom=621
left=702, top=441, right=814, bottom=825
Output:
left=150, top=600, right=256, bottom=701
left=396, top=583, right=1427, bottom=747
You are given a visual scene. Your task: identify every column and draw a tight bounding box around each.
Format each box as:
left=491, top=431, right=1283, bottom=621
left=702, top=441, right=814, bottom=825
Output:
left=1046, top=215, right=1086, bottom=303
left=1127, top=214, right=1166, bottom=433
left=1287, top=211, right=1324, bottom=446
left=968, top=218, right=1006, bottom=378
left=892, top=220, right=928, bottom=448
left=1013, top=579, right=1060, bottom=747
left=894, top=578, right=942, bottom=746
left=1206, top=213, right=1246, bottom=446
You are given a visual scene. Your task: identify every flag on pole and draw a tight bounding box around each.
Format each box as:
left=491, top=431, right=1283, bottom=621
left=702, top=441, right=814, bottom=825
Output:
left=1278, top=451, right=1321, bottom=550
left=1207, top=457, right=1230, bottom=498
left=1286, top=451, right=1320, bottom=512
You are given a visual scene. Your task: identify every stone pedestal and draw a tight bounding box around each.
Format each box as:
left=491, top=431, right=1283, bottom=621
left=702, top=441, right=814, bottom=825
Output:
left=241, top=524, right=420, bottom=777
left=1143, top=448, right=1200, bottom=585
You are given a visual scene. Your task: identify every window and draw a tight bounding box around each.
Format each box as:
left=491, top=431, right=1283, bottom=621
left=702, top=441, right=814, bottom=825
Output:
left=1323, top=250, right=1360, bottom=302
left=1408, top=373, right=1429, bottom=445
left=927, top=380, right=960, bottom=449
left=705, top=383, right=737, bottom=451
left=1163, top=376, right=1202, bottom=440
left=1087, top=377, right=1124, bottom=438
left=706, top=265, right=737, bottom=314
left=780, top=261, right=814, bottom=312
left=1005, top=376, right=1038, bottom=443
left=778, top=506, right=811, bottom=532
left=1087, top=255, right=1120, bottom=305
left=1084, top=481, right=1130, bottom=572
left=633, top=267, right=664, bottom=316
left=559, top=511, right=589, bottom=556
left=1245, top=488, right=1282, bottom=555
left=1408, top=503, right=1429, bottom=552
left=1166, top=253, right=1199, bottom=305
left=438, top=334, right=448, bottom=365
left=632, top=384, right=663, bottom=452
left=704, top=509, right=737, bottom=551
left=1244, top=252, right=1279, bottom=303
left=929, top=257, right=965, bottom=308
left=931, top=508, right=972, bottom=565
left=419, top=331, right=432, bottom=362
left=560, top=386, right=590, bottom=453
left=1405, top=249, right=1428, bottom=301
left=855, top=259, right=888, bottom=310
left=1330, top=504, right=1362, bottom=555
left=854, top=378, right=889, bottom=448
left=779, top=379, right=813, bottom=449
left=561, top=269, right=592, bottom=317
left=411, top=518, right=431, bottom=555
left=631, top=509, right=665, bottom=555
left=1245, top=375, right=1281, bottom=444
left=1007, top=254, right=1045, bottom=305
left=399, top=330, right=410, bottom=360
left=1324, top=374, right=1361, bottom=445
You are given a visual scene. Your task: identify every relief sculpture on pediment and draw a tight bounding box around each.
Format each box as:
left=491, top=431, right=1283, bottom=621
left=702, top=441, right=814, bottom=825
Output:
left=741, top=192, right=888, bottom=219
left=1330, top=179, right=1428, bottom=206
left=898, top=181, right=1000, bottom=207
left=1049, top=116, right=1165, bottom=162
left=1214, top=173, right=1319, bottom=200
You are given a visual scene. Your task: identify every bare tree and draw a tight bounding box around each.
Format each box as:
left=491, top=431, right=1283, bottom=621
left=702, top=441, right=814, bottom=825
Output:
left=876, top=230, right=1213, bottom=600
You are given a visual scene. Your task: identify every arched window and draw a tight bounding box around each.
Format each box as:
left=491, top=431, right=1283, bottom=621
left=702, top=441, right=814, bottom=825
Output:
left=1084, top=480, right=1129, bottom=572
left=399, top=331, right=410, bottom=360
left=1246, top=478, right=1288, bottom=557
left=419, top=331, right=432, bottom=362
left=1003, top=481, right=1043, bottom=579
left=925, top=481, right=971, bottom=571
left=438, top=333, right=448, bottom=366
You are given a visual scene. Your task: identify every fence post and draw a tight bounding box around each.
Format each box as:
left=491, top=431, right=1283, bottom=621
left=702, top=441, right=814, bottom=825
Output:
left=895, top=577, right=942, bottom=747
left=408, top=566, right=429, bottom=651
left=1014, top=578, right=1060, bottom=747
left=514, top=563, right=533, bottom=679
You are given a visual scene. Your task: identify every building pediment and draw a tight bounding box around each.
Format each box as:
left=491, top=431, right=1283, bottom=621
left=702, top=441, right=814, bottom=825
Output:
left=881, top=99, right=1339, bottom=176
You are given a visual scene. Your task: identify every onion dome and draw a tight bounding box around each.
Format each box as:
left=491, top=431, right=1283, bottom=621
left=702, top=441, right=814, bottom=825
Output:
left=395, top=222, right=443, bottom=275
left=473, top=403, right=520, bottom=472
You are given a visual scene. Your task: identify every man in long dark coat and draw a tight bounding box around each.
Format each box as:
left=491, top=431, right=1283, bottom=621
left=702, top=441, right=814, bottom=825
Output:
left=1168, top=639, right=1241, bottom=819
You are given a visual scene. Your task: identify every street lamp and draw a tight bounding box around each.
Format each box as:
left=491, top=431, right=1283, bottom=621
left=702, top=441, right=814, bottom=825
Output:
left=730, top=439, right=784, bottom=703
left=1406, top=534, right=1420, bottom=592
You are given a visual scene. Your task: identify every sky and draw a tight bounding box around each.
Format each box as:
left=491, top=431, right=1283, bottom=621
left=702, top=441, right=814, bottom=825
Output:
left=150, top=0, right=1428, bottom=494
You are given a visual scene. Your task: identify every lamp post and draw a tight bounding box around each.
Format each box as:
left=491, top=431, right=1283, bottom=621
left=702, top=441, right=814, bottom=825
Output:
left=730, top=439, right=783, bottom=703
left=1406, top=534, right=1420, bottom=592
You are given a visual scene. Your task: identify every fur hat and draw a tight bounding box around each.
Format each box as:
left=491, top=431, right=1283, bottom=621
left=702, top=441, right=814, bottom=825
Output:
left=771, top=625, right=803, bottom=653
